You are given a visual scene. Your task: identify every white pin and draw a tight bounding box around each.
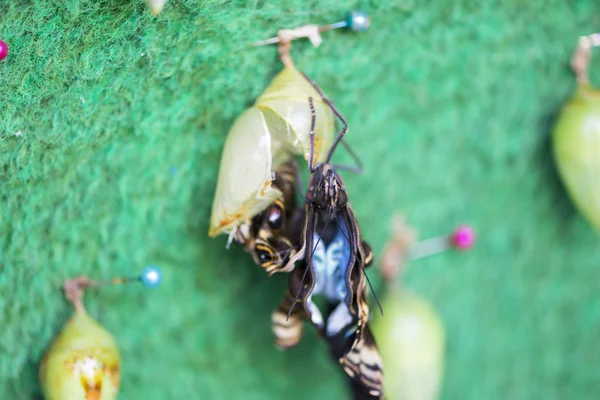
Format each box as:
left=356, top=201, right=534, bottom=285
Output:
left=254, top=11, right=371, bottom=47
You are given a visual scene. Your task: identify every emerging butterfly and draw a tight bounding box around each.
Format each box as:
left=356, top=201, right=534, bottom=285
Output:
left=271, top=73, right=384, bottom=399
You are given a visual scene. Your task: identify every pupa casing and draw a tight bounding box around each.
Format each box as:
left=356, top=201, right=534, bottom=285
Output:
left=40, top=311, right=121, bottom=400
left=209, top=67, right=334, bottom=237
left=371, top=288, right=445, bottom=400
left=553, top=82, right=600, bottom=232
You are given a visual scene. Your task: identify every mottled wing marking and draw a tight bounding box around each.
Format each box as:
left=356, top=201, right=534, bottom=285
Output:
left=341, top=326, right=383, bottom=398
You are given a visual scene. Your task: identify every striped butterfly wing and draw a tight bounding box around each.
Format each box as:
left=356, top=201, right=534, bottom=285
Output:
left=341, top=324, right=384, bottom=399
left=337, top=207, right=384, bottom=398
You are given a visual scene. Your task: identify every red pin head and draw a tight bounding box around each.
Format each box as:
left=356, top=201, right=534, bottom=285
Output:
left=451, top=225, right=476, bottom=250
left=0, top=40, right=8, bottom=61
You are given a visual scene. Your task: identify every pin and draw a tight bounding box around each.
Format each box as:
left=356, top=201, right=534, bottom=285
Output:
left=254, top=11, right=371, bottom=47
left=380, top=215, right=476, bottom=281
left=64, top=266, right=162, bottom=314
left=571, top=33, right=600, bottom=83
left=408, top=225, right=476, bottom=260
left=0, top=40, right=8, bottom=61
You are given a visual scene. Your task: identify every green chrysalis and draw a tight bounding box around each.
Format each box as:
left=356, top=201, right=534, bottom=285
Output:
left=553, top=35, right=600, bottom=233
left=209, top=66, right=334, bottom=238
left=372, top=288, right=445, bottom=400
left=40, top=310, right=120, bottom=400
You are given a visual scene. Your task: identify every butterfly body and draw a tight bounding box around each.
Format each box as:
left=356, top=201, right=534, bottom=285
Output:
left=277, top=164, right=383, bottom=398
left=306, top=217, right=353, bottom=336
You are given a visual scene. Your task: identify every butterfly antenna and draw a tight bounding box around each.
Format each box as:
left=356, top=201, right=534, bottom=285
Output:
left=286, top=265, right=310, bottom=321
left=360, top=263, right=383, bottom=316
left=308, top=97, right=318, bottom=172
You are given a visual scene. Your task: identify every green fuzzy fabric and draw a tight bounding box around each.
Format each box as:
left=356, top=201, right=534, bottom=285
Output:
left=2, top=0, right=600, bottom=399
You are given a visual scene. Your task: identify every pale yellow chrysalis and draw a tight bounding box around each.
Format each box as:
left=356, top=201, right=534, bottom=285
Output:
left=255, top=67, right=335, bottom=162
left=553, top=83, right=600, bottom=232
left=146, top=0, right=167, bottom=16
left=553, top=35, right=600, bottom=233
left=40, top=310, right=120, bottom=400
left=209, top=66, right=335, bottom=237
left=371, top=288, right=445, bottom=400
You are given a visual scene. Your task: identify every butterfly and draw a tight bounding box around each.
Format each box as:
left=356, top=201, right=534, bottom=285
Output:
left=229, top=71, right=384, bottom=398
left=271, top=73, right=384, bottom=398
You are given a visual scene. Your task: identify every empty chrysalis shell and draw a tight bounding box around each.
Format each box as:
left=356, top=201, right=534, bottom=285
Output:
left=254, top=67, right=335, bottom=162
left=40, top=311, right=120, bottom=400
left=371, top=289, right=445, bottom=400
left=553, top=82, right=600, bottom=232
left=209, top=66, right=335, bottom=237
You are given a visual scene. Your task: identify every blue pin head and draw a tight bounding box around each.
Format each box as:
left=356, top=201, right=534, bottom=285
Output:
left=346, top=11, right=371, bottom=32
left=140, top=266, right=162, bottom=288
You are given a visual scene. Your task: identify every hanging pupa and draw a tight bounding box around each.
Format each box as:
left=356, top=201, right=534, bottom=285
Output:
left=208, top=66, right=335, bottom=238
left=372, top=288, right=445, bottom=400
left=209, top=11, right=371, bottom=239
left=40, top=267, right=162, bottom=400
left=553, top=33, right=600, bottom=232
left=40, top=309, right=121, bottom=400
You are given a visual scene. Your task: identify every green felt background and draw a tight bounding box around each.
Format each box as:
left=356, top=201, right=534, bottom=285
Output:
left=2, top=0, right=600, bottom=399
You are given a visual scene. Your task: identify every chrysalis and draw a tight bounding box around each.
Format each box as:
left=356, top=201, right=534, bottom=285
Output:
left=554, top=83, right=600, bottom=232
left=208, top=66, right=335, bottom=238
left=553, top=34, right=600, bottom=232
left=146, top=0, right=167, bottom=16
left=40, top=310, right=121, bottom=400
left=371, top=288, right=445, bottom=400
left=40, top=268, right=161, bottom=400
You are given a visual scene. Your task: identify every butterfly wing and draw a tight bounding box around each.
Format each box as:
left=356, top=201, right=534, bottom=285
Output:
left=342, top=325, right=384, bottom=399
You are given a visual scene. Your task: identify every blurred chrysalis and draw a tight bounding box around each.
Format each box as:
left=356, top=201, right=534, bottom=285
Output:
left=372, top=288, right=445, bottom=400
left=553, top=34, right=600, bottom=232
left=146, top=0, right=167, bottom=15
